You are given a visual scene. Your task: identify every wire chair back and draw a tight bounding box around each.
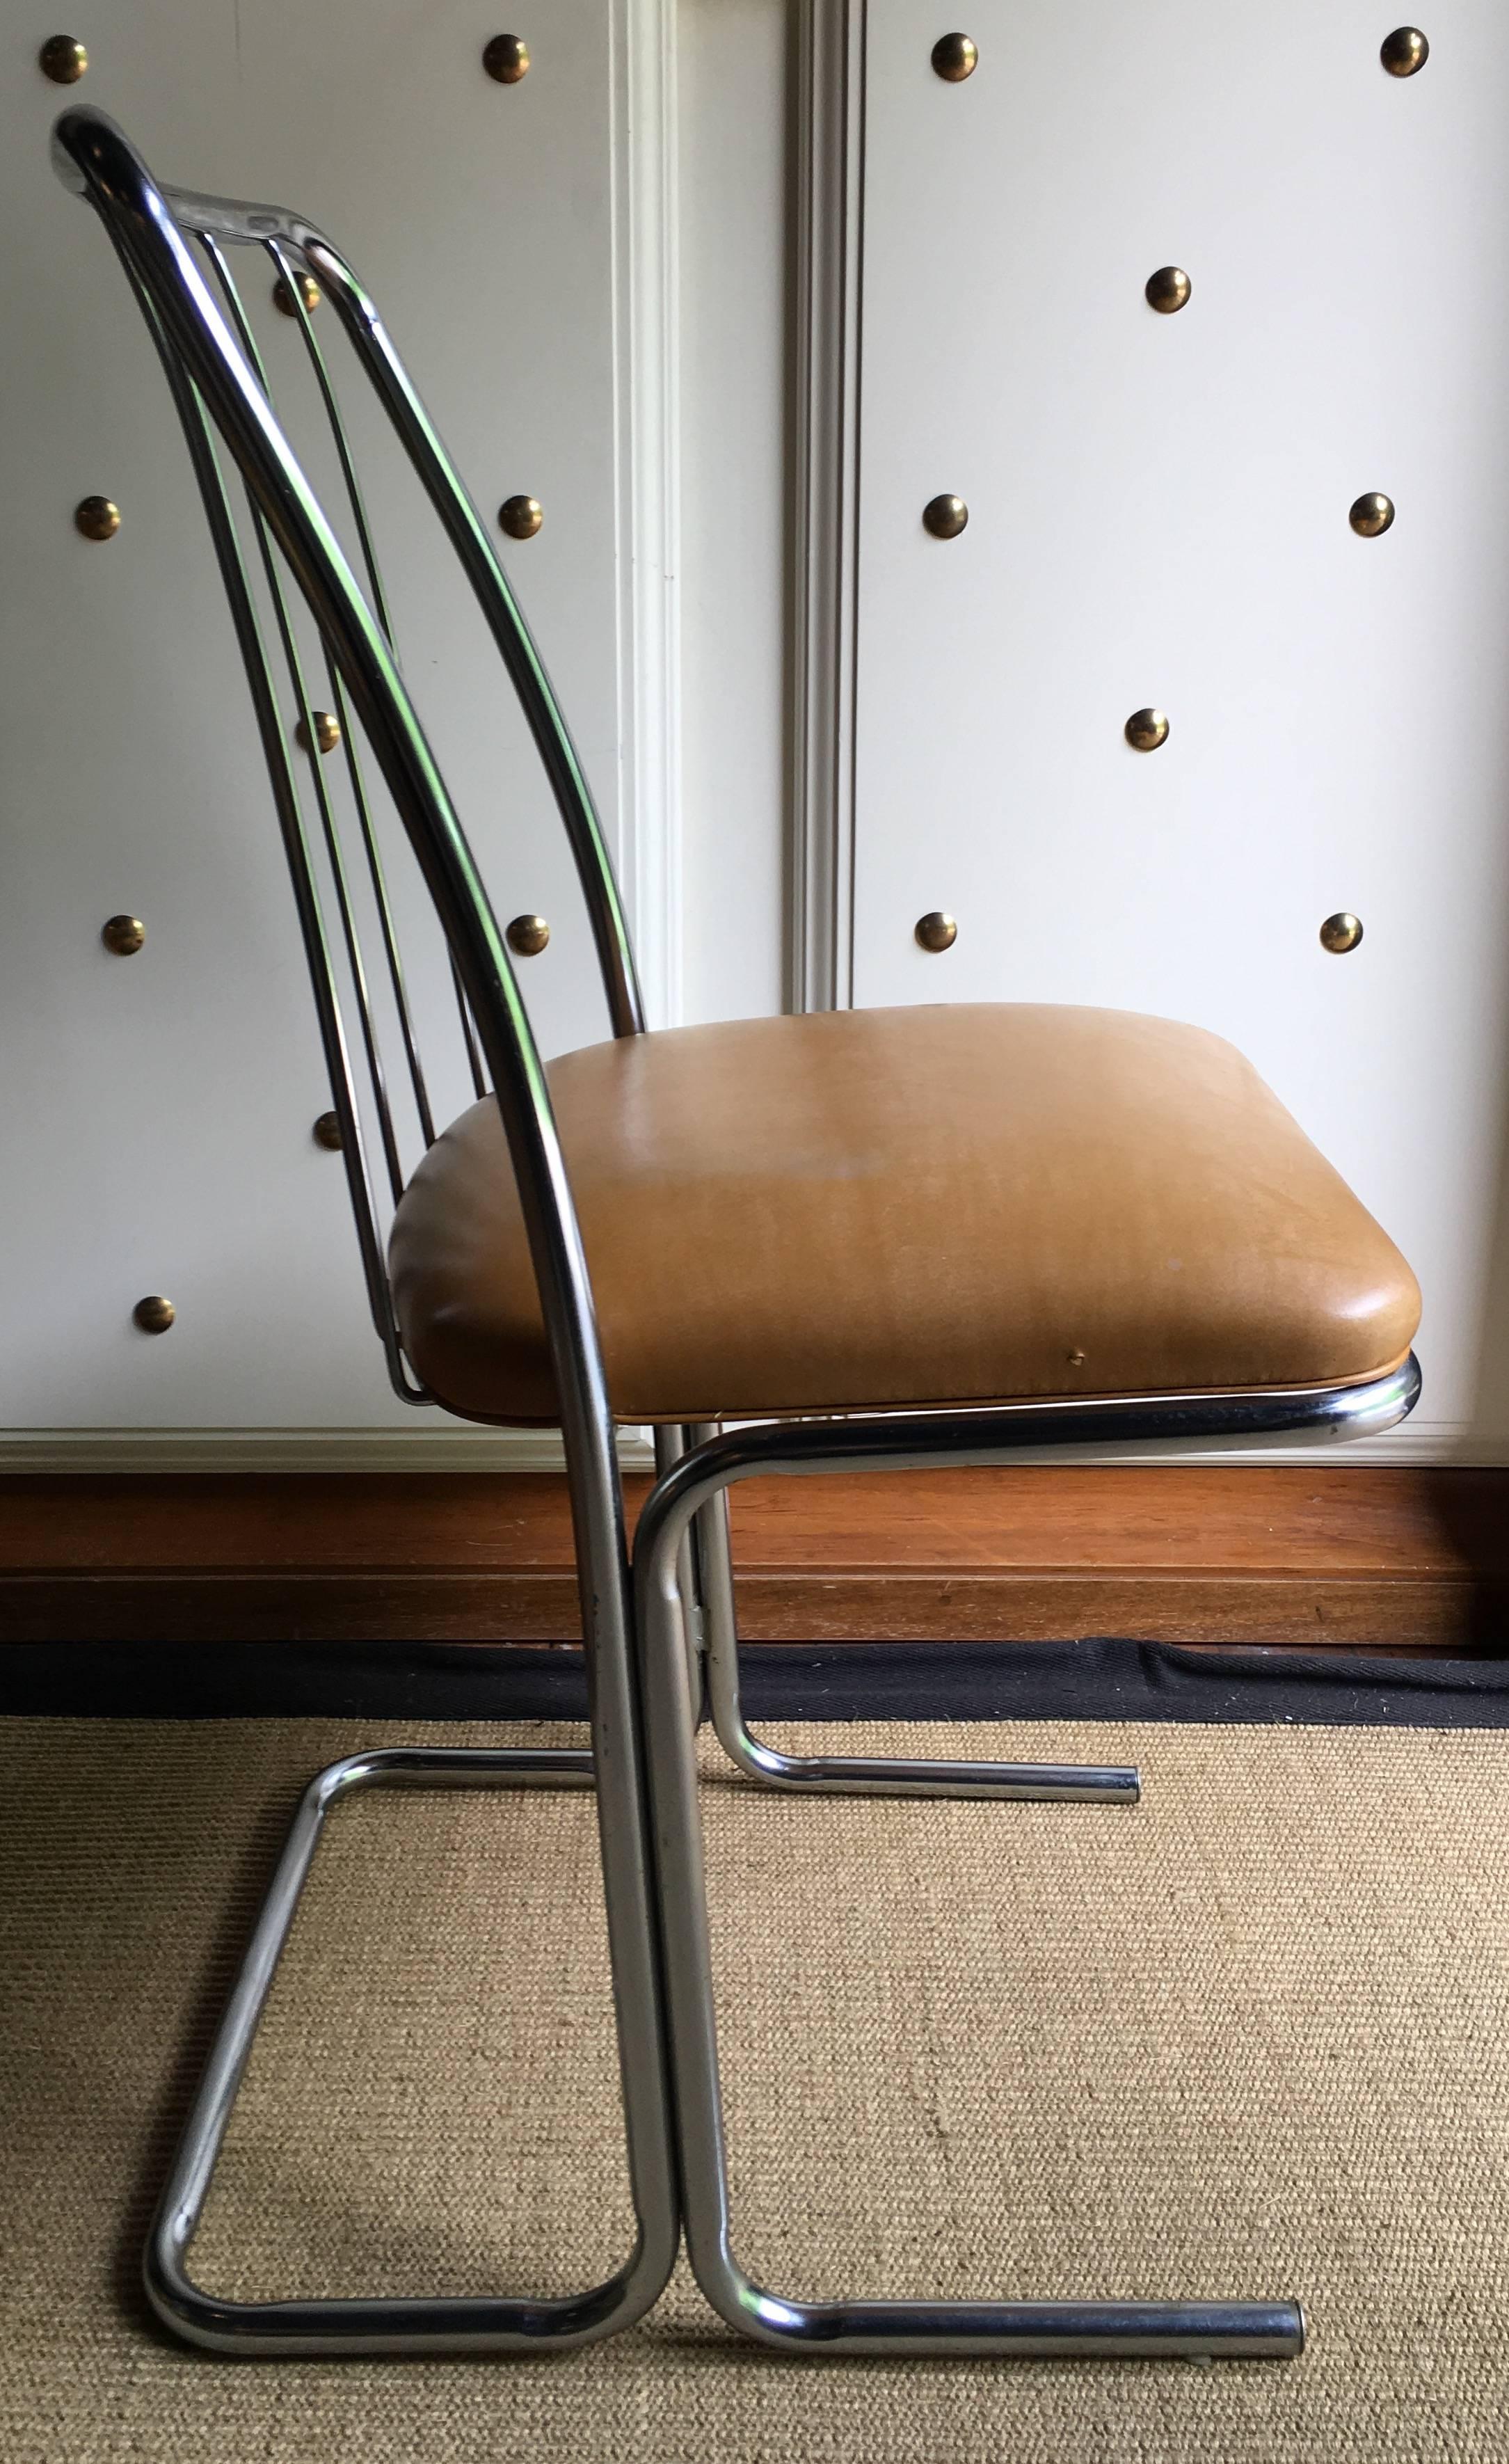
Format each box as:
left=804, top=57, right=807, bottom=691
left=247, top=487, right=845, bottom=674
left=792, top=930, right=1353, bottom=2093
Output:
left=51, top=106, right=637, bottom=1512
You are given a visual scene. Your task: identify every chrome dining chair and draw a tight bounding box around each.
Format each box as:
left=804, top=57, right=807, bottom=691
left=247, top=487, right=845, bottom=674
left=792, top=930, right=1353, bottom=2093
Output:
left=53, top=106, right=1422, bottom=2366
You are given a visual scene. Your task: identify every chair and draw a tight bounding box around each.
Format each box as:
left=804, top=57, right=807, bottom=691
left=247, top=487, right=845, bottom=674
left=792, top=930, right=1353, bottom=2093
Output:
left=51, top=106, right=1422, bottom=2364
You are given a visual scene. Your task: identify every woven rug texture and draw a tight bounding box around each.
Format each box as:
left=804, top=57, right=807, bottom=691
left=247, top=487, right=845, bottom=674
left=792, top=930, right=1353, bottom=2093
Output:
left=2, top=1713, right=1507, bottom=2462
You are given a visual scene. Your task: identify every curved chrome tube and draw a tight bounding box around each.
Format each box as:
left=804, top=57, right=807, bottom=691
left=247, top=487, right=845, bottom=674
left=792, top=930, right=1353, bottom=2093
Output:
left=54, top=106, right=677, bottom=2359
left=630, top=1358, right=1416, bottom=2356
left=138, top=166, right=646, bottom=1040
left=54, top=116, right=642, bottom=1038
left=140, top=1747, right=684, bottom=2357
left=686, top=1356, right=1421, bottom=1797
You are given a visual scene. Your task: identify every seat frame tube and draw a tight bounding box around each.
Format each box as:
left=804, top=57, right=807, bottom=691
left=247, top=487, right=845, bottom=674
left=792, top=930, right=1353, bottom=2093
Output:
left=694, top=1472, right=1137, bottom=1802
left=634, top=1358, right=1418, bottom=2361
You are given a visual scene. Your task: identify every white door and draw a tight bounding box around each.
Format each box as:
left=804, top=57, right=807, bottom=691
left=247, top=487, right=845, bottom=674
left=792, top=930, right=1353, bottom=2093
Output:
left=0, top=1, right=670, bottom=1452
left=848, top=1, right=1509, bottom=1456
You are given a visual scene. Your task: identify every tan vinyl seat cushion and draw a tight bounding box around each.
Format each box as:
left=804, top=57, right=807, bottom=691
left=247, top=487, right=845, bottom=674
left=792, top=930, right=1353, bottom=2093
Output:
left=388, top=1003, right=1421, bottom=1425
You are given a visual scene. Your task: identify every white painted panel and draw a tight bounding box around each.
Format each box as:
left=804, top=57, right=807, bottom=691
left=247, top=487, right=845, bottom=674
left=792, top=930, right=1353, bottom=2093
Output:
left=852, top=0, right=1509, bottom=1454
left=0, top=1, right=639, bottom=1434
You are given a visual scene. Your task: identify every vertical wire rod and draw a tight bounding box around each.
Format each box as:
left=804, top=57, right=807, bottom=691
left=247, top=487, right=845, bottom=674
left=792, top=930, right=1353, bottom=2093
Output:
left=201, top=235, right=408, bottom=1205
left=266, top=236, right=441, bottom=1143
left=294, top=231, right=646, bottom=1039
left=118, top=264, right=419, bottom=1392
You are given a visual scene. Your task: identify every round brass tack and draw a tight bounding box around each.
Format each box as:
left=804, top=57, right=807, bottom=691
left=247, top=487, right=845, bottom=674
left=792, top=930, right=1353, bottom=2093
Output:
left=39, top=33, right=88, bottom=81
left=273, top=271, right=321, bottom=317
left=915, top=911, right=958, bottom=953
left=1380, top=26, right=1428, bottom=75
left=498, top=494, right=543, bottom=541
left=101, top=914, right=145, bottom=957
left=1145, top=265, right=1192, bottom=315
left=1349, top=491, right=1395, bottom=537
left=930, top=31, right=977, bottom=80
left=1125, top=707, right=1169, bottom=752
left=74, top=495, right=120, bottom=541
left=1320, top=911, right=1364, bottom=953
left=506, top=913, right=551, bottom=957
left=923, top=493, right=968, bottom=539
left=1067, top=1349, right=1086, bottom=1368
left=133, top=1294, right=176, bottom=1335
left=312, top=1110, right=344, bottom=1151
left=483, top=33, right=530, bottom=82
left=295, top=710, right=342, bottom=756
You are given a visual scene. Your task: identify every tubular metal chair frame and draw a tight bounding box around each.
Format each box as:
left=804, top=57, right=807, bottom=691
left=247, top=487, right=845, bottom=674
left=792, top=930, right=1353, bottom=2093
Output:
left=53, top=108, right=1419, bottom=2365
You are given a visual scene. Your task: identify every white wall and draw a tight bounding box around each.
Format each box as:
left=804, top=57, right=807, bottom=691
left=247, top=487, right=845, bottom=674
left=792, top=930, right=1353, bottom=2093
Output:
left=0, top=0, right=664, bottom=1462
left=843, top=0, right=1509, bottom=1463
left=5, top=0, right=1507, bottom=1466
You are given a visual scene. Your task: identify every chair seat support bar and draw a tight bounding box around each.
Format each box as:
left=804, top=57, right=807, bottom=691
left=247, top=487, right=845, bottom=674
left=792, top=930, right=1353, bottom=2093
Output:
left=632, top=1362, right=1420, bottom=2360
left=685, top=1359, right=1419, bottom=1804
left=692, top=1475, right=1138, bottom=1802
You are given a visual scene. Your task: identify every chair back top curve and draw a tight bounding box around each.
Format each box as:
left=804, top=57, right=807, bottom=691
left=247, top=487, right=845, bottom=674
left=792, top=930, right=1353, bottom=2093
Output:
left=50, top=105, right=637, bottom=1486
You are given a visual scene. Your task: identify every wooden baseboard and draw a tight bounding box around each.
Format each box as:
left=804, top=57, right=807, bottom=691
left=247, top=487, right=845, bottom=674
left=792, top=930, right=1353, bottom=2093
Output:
left=0, top=1465, right=1503, bottom=1649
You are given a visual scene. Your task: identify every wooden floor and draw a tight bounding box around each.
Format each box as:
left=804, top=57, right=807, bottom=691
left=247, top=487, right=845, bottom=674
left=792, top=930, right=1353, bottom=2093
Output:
left=0, top=1465, right=1503, bottom=1647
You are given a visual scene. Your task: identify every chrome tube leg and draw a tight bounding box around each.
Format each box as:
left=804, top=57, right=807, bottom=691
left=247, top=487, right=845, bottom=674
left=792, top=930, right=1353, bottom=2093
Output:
left=694, top=1438, right=1137, bottom=1805
left=146, top=1731, right=680, bottom=2354
left=655, top=1424, right=708, bottom=1715
left=635, top=1457, right=1303, bottom=2360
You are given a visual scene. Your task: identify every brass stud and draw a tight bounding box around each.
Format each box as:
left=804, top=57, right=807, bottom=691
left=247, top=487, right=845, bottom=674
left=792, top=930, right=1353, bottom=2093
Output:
left=483, top=33, right=530, bottom=82
left=133, top=1294, right=176, bottom=1335
left=295, top=710, right=342, bottom=756
left=915, top=911, right=958, bottom=953
left=1124, top=707, right=1169, bottom=752
left=273, top=271, right=321, bottom=317
left=39, top=33, right=87, bottom=81
left=1067, top=1349, right=1086, bottom=1368
left=506, top=913, right=551, bottom=957
left=101, top=914, right=145, bottom=957
left=923, top=493, right=968, bottom=539
left=1380, top=26, right=1428, bottom=75
left=930, top=31, right=977, bottom=80
left=1145, top=266, right=1192, bottom=315
left=74, top=495, right=120, bottom=541
left=1320, top=911, right=1364, bottom=953
left=1349, top=491, right=1395, bottom=537
left=499, top=494, right=543, bottom=541
left=312, top=1110, right=344, bottom=1151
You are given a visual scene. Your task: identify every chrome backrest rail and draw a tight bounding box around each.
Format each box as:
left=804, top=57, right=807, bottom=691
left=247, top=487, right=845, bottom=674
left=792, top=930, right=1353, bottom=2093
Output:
left=51, top=106, right=625, bottom=1506
left=107, top=256, right=418, bottom=1390
left=199, top=233, right=433, bottom=1182
left=157, top=173, right=646, bottom=1040
left=262, top=231, right=486, bottom=1105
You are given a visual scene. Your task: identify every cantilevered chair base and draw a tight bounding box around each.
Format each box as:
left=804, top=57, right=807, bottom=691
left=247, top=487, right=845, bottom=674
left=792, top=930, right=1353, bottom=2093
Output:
left=145, top=1746, right=680, bottom=2356
left=631, top=1365, right=1418, bottom=2364
left=148, top=1362, right=1416, bottom=2365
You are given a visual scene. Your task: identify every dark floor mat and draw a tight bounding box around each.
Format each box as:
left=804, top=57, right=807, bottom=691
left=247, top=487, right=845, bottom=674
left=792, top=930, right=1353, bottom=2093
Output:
left=2, top=1636, right=1507, bottom=1725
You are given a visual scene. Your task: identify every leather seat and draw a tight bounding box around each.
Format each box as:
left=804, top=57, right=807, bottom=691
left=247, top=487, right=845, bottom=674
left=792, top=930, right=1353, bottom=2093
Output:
left=388, top=1003, right=1421, bottom=1425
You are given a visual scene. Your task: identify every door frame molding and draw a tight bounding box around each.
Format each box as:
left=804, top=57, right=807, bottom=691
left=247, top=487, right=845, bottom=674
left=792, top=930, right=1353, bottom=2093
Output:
left=788, top=0, right=865, bottom=1015
left=615, top=0, right=683, bottom=1035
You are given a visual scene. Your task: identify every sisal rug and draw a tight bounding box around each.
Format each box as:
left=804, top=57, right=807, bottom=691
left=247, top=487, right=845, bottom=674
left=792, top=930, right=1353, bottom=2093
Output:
left=2, top=1713, right=1508, bottom=2461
